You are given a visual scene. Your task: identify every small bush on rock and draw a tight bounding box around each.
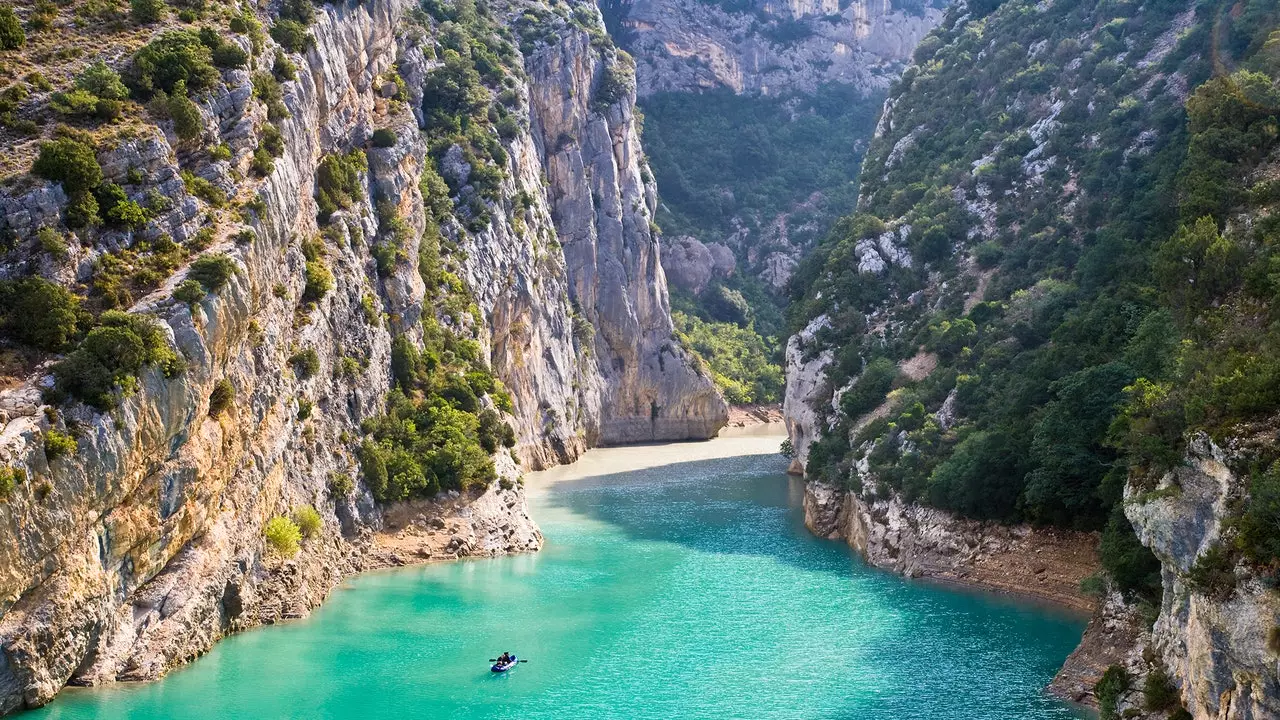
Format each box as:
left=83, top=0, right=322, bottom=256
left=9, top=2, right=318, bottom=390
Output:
left=1096, top=665, right=1130, bottom=720
left=127, top=30, right=220, bottom=98
left=173, top=279, right=205, bottom=305
left=188, top=253, right=237, bottom=292
left=293, top=504, right=321, bottom=538
left=371, top=128, right=397, bottom=148
left=290, top=348, right=320, bottom=378
left=44, top=429, right=77, bottom=459
left=0, top=466, right=24, bottom=500
left=264, top=515, right=301, bottom=556
left=208, top=378, right=234, bottom=416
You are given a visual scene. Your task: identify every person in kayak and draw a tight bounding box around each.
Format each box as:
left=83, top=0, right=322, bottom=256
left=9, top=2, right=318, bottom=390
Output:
left=497, top=652, right=512, bottom=665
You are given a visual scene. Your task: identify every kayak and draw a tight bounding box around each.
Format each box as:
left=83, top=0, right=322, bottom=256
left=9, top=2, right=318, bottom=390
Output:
left=491, top=656, right=519, bottom=673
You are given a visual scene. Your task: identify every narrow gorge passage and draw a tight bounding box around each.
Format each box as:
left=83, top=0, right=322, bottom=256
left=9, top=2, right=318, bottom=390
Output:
left=26, top=430, right=1086, bottom=720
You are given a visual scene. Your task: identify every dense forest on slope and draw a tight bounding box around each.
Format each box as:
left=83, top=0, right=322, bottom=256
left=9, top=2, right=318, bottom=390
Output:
left=637, top=85, right=884, bottom=404
left=790, top=0, right=1280, bottom=601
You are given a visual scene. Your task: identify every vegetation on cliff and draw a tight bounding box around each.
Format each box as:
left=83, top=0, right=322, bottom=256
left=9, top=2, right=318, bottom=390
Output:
left=790, top=0, right=1280, bottom=610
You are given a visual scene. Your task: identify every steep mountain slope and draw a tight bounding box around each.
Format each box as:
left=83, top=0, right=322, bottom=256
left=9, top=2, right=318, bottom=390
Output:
left=785, top=0, right=1280, bottom=715
left=0, top=0, right=723, bottom=711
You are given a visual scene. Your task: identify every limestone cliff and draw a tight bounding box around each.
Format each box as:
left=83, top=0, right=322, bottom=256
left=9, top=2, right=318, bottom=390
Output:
left=0, top=0, right=723, bottom=712
left=1120, top=435, right=1280, bottom=720
left=608, top=0, right=943, bottom=97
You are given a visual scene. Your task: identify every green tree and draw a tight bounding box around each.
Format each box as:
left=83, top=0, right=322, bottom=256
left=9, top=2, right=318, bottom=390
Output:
left=130, top=0, right=166, bottom=23
left=127, top=30, right=220, bottom=97
left=32, top=137, right=103, bottom=194
left=0, top=277, right=81, bottom=351
left=0, top=5, right=24, bottom=50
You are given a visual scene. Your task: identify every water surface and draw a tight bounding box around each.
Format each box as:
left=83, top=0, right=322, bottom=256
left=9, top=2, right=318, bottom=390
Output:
left=32, top=429, right=1086, bottom=719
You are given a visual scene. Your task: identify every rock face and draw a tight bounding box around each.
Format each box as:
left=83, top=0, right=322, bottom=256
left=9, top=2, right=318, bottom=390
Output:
left=804, top=482, right=1099, bottom=611
left=660, top=235, right=734, bottom=296
left=0, top=0, right=723, bottom=712
left=782, top=314, right=831, bottom=474
left=614, top=0, right=944, bottom=97
left=1123, top=435, right=1280, bottom=720
left=527, top=33, right=728, bottom=444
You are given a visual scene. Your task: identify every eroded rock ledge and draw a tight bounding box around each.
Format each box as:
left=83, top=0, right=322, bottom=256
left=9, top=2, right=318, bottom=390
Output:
left=803, top=481, right=1099, bottom=611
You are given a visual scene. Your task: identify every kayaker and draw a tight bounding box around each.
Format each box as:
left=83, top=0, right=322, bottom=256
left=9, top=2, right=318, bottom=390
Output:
left=497, top=652, right=512, bottom=665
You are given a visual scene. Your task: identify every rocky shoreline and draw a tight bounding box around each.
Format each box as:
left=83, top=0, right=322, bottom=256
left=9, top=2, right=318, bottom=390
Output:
left=801, top=480, right=1139, bottom=709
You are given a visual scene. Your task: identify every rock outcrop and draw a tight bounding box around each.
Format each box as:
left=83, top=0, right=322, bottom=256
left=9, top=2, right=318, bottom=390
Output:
left=804, top=481, right=1099, bottom=611
left=0, top=0, right=723, bottom=712
left=1122, top=435, right=1280, bottom=720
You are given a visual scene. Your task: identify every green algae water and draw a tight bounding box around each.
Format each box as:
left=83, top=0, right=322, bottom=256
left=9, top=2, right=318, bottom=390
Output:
left=31, top=431, right=1086, bottom=720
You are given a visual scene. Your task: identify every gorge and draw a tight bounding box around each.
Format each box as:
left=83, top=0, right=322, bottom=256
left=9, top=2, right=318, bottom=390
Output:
left=0, top=0, right=1277, bottom=716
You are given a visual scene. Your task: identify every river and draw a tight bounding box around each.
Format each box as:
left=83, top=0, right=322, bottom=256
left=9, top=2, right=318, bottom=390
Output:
left=29, top=427, right=1087, bottom=719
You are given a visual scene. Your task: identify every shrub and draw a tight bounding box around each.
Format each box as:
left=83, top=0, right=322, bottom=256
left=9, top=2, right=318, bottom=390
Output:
left=0, top=5, right=25, bottom=50
left=1187, top=543, right=1237, bottom=599
left=65, top=193, right=101, bottom=228
left=250, top=147, right=274, bottom=177
left=260, top=123, right=285, bottom=156
left=1237, top=464, right=1280, bottom=566
left=188, top=254, right=237, bottom=292
left=302, top=260, right=333, bottom=303
left=371, top=128, right=397, bottom=148
left=107, top=200, right=149, bottom=228
left=290, top=348, right=319, bottom=377
left=167, top=87, right=204, bottom=141
left=36, top=227, right=68, bottom=259
left=263, top=515, right=301, bottom=556
left=272, top=54, right=297, bottom=81
left=51, top=89, right=100, bottom=117
left=130, top=0, right=165, bottom=23
left=0, top=466, right=23, bottom=500
left=33, top=137, right=103, bottom=194
left=1143, top=666, right=1179, bottom=712
left=77, top=62, right=130, bottom=101
left=44, top=429, right=77, bottom=459
left=1095, top=665, right=1130, bottom=720
left=270, top=19, right=312, bottom=53
left=173, top=279, right=206, bottom=305
left=293, top=504, right=321, bottom=538
left=329, top=472, right=354, bottom=497
left=52, top=311, right=184, bottom=409
left=1100, top=507, right=1163, bottom=602
left=314, top=150, right=366, bottom=223
left=251, top=72, right=288, bottom=120
left=208, top=378, right=234, bottom=416
left=840, top=357, right=898, bottom=419
left=127, top=31, right=220, bottom=97
left=180, top=171, right=226, bottom=206
left=0, top=277, right=81, bottom=351
left=210, top=42, right=248, bottom=69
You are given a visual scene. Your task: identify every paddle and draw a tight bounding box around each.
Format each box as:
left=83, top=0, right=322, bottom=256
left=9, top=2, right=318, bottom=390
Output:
left=488, top=659, right=528, bottom=663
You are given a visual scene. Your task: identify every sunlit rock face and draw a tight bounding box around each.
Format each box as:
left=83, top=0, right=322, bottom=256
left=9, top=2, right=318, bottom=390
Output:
left=0, top=0, right=724, bottom=712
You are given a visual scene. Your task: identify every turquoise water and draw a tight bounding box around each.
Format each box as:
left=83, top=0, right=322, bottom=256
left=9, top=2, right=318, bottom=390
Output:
left=31, top=447, right=1086, bottom=719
